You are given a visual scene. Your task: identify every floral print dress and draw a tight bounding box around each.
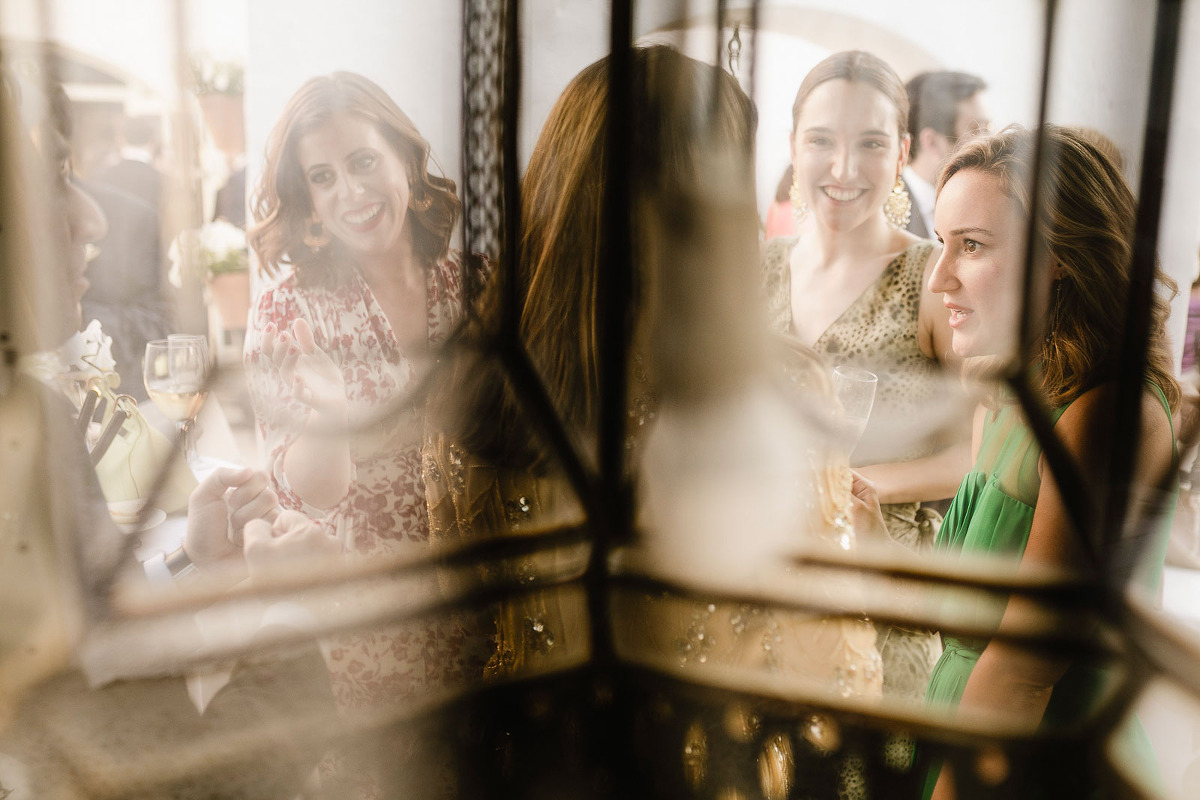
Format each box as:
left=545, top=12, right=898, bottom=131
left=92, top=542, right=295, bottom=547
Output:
left=244, top=254, right=485, bottom=720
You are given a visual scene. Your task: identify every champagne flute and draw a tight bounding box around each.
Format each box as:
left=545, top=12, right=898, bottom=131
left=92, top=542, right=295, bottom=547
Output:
left=831, top=365, right=877, bottom=456
left=143, top=338, right=209, bottom=466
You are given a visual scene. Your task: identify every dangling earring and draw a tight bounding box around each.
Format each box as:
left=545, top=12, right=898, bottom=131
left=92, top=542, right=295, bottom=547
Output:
left=410, top=191, right=433, bottom=212
left=789, top=170, right=809, bottom=226
left=883, top=177, right=912, bottom=230
left=301, top=216, right=330, bottom=253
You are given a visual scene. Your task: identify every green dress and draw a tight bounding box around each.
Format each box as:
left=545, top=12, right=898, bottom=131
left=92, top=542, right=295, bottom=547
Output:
left=922, top=388, right=1175, bottom=798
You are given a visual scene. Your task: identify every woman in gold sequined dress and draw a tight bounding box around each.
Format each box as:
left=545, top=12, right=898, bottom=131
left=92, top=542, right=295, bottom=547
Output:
left=424, top=45, right=884, bottom=705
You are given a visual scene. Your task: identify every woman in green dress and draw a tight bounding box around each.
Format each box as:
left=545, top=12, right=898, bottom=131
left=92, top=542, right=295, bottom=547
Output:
left=922, top=125, right=1180, bottom=798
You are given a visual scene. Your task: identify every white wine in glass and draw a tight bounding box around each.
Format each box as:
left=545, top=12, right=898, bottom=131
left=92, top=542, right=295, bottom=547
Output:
left=143, top=339, right=209, bottom=465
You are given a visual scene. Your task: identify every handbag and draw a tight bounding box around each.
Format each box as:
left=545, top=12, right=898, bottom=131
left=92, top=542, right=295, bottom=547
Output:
left=82, top=381, right=197, bottom=514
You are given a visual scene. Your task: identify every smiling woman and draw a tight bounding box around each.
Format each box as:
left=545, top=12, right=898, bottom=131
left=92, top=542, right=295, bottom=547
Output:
left=759, top=50, right=970, bottom=703
left=241, top=72, right=488, bottom=792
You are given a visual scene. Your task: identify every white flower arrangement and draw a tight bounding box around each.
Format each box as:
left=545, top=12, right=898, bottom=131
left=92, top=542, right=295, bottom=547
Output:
left=19, top=319, right=117, bottom=386
left=191, top=56, right=244, bottom=97
left=168, top=219, right=250, bottom=288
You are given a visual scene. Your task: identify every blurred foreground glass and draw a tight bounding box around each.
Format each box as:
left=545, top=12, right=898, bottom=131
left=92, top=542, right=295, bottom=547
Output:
left=831, top=365, right=877, bottom=455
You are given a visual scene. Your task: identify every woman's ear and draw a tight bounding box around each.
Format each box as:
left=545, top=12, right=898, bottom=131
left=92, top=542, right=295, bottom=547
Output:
left=897, top=133, right=911, bottom=176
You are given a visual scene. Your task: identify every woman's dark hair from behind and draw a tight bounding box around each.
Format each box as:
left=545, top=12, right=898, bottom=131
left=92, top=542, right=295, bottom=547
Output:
left=434, top=46, right=756, bottom=472
left=249, top=71, right=460, bottom=286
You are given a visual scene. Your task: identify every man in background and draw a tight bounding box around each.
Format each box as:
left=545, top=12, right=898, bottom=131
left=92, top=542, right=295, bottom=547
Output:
left=94, top=115, right=162, bottom=212
left=902, top=71, right=990, bottom=239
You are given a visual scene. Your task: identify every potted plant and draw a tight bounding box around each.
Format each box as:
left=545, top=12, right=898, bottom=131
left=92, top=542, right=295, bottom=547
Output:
left=169, top=220, right=251, bottom=330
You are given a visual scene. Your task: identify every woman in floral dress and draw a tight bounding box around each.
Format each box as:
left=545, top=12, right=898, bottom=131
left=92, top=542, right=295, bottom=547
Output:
left=244, top=73, right=487, bottom=763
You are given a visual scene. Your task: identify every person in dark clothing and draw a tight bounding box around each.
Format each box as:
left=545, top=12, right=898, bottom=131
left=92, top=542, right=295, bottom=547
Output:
left=78, top=178, right=173, bottom=399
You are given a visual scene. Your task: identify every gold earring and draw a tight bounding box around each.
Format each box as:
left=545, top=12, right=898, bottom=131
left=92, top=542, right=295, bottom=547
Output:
left=410, top=192, right=433, bottom=212
left=883, top=177, right=912, bottom=230
left=789, top=171, right=808, bottom=226
left=301, top=216, right=331, bottom=253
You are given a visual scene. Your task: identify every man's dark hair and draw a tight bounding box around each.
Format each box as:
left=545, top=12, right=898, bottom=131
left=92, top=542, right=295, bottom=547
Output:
left=906, top=71, right=986, bottom=159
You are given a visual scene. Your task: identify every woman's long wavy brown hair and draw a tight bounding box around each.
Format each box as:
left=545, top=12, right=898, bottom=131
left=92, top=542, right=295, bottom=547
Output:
left=248, top=71, right=459, bottom=286
left=938, top=124, right=1179, bottom=413
left=437, top=46, right=756, bottom=471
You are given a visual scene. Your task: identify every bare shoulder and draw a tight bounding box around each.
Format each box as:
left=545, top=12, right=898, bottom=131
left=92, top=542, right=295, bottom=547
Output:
left=1055, top=383, right=1171, bottom=437
left=1053, top=383, right=1174, bottom=484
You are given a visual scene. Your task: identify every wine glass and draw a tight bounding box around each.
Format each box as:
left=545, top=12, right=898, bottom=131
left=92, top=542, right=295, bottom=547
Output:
left=831, top=365, right=877, bottom=456
left=143, top=338, right=210, bottom=466
left=168, top=333, right=211, bottom=371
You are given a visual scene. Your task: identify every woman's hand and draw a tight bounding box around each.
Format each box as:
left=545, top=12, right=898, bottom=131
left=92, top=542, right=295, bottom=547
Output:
left=261, top=319, right=346, bottom=419
left=243, top=510, right=342, bottom=585
left=848, top=470, right=889, bottom=544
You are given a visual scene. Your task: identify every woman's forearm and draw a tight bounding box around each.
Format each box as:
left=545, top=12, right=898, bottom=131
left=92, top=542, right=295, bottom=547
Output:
left=857, top=440, right=971, bottom=504
left=281, top=406, right=353, bottom=510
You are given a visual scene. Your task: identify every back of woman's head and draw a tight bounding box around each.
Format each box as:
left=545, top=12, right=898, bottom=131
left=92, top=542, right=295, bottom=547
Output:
left=791, top=50, right=909, bottom=138
left=939, top=124, right=1178, bottom=411
left=249, top=71, right=459, bottom=284
left=444, top=45, right=756, bottom=470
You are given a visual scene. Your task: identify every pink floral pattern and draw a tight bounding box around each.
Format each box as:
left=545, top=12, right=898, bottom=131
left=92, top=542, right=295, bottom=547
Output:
left=244, top=254, right=481, bottom=721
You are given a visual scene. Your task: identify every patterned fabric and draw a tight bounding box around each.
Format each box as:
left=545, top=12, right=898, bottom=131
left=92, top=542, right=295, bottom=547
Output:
left=761, top=237, right=943, bottom=701
left=244, top=254, right=482, bottom=721
left=423, top=432, right=883, bottom=702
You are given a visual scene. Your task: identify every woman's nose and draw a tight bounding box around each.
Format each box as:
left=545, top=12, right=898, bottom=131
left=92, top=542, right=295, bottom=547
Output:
left=830, top=146, right=855, bottom=181
left=337, top=173, right=365, bottom=200
left=927, top=250, right=957, bottom=294
left=67, top=181, right=107, bottom=246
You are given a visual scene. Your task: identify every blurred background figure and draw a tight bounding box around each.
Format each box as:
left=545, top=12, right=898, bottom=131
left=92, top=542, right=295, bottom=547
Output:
left=77, top=178, right=173, bottom=401
left=28, top=90, right=173, bottom=400
left=902, top=70, right=989, bottom=239
left=763, top=163, right=796, bottom=239
left=196, top=70, right=248, bottom=227
left=94, top=115, right=163, bottom=212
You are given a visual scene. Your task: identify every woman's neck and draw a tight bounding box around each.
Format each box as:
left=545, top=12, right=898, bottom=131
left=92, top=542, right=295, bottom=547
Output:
left=353, top=231, right=422, bottom=292
left=802, top=212, right=896, bottom=268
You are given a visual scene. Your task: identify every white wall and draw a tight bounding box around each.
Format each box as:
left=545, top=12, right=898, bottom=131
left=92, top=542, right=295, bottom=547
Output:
left=244, top=1, right=463, bottom=212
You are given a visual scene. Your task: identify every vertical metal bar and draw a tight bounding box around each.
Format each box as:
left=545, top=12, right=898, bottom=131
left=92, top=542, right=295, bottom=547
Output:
left=1016, top=0, right=1057, bottom=359
left=1103, top=0, right=1183, bottom=564
left=1007, top=0, right=1097, bottom=557
left=747, top=0, right=761, bottom=113
left=501, top=0, right=522, bottom=344
left=713, top=0, right=728, bottom=124
left=597, top=0, right=634, bottom=552
left=588, top=0, right=635, bottom=695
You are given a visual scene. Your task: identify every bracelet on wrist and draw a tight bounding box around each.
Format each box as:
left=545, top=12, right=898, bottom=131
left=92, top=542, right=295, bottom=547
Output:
left=164, top=546, right=199, bottom=581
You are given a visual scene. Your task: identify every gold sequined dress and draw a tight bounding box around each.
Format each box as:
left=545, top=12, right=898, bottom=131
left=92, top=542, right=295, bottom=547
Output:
left=761, top=237, right=944, bottom=701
